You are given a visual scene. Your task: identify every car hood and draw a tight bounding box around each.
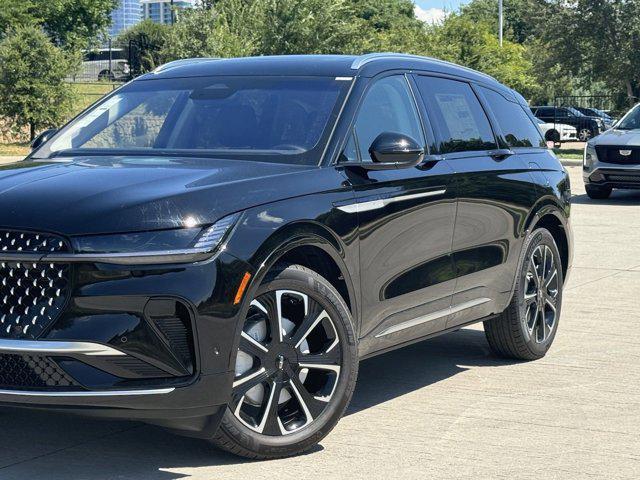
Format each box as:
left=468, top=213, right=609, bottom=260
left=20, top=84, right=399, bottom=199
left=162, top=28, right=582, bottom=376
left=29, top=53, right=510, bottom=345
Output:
left=591, top=129, right=640, bottom=146
left=0, top=156, right=318, bottom=236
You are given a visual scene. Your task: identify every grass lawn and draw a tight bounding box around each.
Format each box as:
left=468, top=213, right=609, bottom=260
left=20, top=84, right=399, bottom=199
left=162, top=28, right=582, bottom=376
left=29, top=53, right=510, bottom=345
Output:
left=0, top=142, right=29, bottom=156
left=71, top=82, right=119, bottom=112
left=553, top=148, right=583, bottom=160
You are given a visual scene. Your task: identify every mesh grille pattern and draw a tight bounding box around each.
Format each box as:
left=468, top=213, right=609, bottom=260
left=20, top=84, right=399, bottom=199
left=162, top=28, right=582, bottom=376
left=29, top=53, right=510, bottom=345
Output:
left=0, top=230, right=72, bottom=339
left=0, top=353, right=79, bottom=389
left=595, top=146, right=640, bottom=165
left=607, top=174, right=640, bottom=183
left=0, top=230, right=69, bottom=253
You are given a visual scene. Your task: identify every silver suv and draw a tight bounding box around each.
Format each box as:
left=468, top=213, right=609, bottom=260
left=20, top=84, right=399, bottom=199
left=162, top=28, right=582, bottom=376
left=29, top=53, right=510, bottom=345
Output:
left=584, top=104, right=640, bottom=199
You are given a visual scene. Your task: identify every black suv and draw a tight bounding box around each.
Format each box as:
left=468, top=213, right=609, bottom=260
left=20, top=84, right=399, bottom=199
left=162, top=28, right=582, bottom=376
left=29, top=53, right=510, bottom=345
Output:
left=1, top=54, right=572, bottom=459
left=532, top=106, right=605, bottom=141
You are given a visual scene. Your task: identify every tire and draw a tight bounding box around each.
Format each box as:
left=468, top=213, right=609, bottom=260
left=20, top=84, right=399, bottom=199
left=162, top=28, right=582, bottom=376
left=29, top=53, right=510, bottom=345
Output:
left=484, top=228, right=563, bottom=360
left=545, top=129, right=560, bottom=143
left=211, top=264, right=358, bottom=459
left=585, top=184, right=612, bottom=199
left=98, top=70, right=115, bottom=82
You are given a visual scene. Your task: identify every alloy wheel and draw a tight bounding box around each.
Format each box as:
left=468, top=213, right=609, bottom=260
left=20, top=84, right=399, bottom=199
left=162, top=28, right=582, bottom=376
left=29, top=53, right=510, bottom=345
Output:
left=232, top=290, right=342, bottom=436
left=578, top=128, right=592, bottom=142
left=523, top=245, right=559, bottom=343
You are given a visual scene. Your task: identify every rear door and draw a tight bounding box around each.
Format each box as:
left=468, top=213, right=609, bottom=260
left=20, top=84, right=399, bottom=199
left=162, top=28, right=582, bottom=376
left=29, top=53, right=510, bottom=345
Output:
left=412, top=75, right=541, bottom=328
left=338, top=74, right=457, bottom=355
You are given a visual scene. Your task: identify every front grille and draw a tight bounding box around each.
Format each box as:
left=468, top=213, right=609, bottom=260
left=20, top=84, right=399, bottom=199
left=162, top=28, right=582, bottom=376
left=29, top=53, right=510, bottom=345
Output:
left=0, top=353, right=80, bottom=390
left=606, top=174, right=640, bottom=183
left=0, top=230, right=71, bottom=339
left=595, top=146, right=640, bottom=165
left=0, top=230, right=68, bottom=253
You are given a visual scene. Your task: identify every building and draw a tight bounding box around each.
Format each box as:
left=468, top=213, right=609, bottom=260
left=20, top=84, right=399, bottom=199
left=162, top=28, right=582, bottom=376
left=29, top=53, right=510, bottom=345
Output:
left=141, top=0, right=193, bottom=25
left=108, top=0, right=142, bottom=37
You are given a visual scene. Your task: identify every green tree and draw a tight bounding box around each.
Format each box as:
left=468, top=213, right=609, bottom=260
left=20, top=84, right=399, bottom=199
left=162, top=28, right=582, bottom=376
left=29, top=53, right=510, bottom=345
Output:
left=543, top=0, right=640, bottom=105
left=0, top=27, right=78, bottom=140
left=426, top=15, right=538, bottom=96
left=117, top=20, right=171, bottom=74
left=0, top=0, right=117, bottom=49
left=163, top=0, right=257, bottom=59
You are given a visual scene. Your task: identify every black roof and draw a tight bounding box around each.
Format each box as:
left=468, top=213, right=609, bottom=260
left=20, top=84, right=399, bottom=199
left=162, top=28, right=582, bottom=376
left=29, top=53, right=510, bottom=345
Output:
left=136, top=54, right=526, bottom=103
left=141, top=53, right=506, bottom=88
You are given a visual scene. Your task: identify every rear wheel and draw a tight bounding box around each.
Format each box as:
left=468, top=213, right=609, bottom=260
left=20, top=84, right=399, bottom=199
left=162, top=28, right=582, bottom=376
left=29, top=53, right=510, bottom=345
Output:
left=585, top=184, right=612, bottom=199
left=578, top=128, right=593, bottom=142
left=484, top=228, right=563, bottom=360
left=211, top=264, right=358, bottom=459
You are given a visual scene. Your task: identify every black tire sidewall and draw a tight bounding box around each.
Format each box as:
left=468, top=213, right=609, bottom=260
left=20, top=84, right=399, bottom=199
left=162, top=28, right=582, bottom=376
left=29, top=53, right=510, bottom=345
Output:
left=218, top=265, right=358, bottom=457
left=515, top=228, right=564, bottom=357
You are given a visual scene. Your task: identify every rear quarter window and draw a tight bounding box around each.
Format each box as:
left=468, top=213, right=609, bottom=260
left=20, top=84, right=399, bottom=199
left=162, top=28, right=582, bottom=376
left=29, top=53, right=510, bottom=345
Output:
left=480, top=87, right=545, bottom=148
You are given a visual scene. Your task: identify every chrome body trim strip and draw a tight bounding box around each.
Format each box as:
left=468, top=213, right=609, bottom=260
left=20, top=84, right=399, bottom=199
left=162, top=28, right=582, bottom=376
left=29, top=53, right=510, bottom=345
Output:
left=0, top=249, right=215, bottom=265
left=0, top=387, right=175, bottom=397
left=375, top=298, right=492, bottom=337
left=337, top=189, right=447, bottom=214
left=0, top=339, right=125, bottom=356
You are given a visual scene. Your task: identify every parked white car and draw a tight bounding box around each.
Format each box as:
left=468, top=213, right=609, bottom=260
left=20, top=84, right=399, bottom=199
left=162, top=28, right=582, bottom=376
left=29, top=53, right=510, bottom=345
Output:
left=75, top=48, right=130, bottom=82
left=536, top=118, right=578, bottom=143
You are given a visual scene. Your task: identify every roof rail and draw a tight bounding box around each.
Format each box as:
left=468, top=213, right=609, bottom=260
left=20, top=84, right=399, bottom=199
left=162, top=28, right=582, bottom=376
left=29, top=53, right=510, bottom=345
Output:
left=153, top=57, right=220, bottom=74
left=350, top=52, right=498, bottom=83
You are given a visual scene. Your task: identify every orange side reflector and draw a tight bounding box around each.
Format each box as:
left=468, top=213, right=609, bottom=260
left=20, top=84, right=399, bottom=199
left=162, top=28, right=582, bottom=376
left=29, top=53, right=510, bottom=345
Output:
left=234, top=272, right=252, bottom=305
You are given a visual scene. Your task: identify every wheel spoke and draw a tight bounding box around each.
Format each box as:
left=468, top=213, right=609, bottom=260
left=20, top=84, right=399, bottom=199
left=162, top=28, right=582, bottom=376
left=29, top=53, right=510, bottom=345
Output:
left=275, top=290, right=309, bottom=343
left=233, top=367, right=268, bottom=393
left=240, top=332, right=269, bottom=359
left=291, top=309, right=329, bottom=348
left=261, top=381, right=284, bottom=436
left=299, top=347, right=341, bottom=367
left=289, top=374, right=326, bottom=420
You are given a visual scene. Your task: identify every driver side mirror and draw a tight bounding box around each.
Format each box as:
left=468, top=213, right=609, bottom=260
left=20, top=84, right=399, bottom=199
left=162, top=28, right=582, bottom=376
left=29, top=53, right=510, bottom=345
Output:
left=30, top=128, right=58, bottom=151
left=365, top=132, right=424, bottom=170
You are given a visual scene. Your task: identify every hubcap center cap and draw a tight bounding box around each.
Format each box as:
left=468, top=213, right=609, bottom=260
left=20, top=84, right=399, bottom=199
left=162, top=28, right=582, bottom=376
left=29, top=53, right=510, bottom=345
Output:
left=275, top=354, right=285, bottom=370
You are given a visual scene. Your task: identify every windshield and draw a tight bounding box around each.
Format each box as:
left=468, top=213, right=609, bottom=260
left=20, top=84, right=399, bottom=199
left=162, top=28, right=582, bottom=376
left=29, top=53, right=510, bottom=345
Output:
left=35, top=76, right=351, bottom=165
left=616, top=105, right=640, bottom=130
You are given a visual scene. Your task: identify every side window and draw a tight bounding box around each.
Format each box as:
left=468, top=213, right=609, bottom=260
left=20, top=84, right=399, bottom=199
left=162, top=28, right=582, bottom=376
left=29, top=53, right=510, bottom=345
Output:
left=414, top=76, right=496, bottom=154
left=352, top=75, right=424, bottom=162
left=480, top=87, right=545, bottom=148
left=555, top=108, right=569, bottom=118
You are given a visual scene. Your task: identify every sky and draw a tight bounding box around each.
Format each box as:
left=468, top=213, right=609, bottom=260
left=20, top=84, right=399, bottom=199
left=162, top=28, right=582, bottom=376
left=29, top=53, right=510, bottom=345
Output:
left=413, top=0, right=470, bottom=23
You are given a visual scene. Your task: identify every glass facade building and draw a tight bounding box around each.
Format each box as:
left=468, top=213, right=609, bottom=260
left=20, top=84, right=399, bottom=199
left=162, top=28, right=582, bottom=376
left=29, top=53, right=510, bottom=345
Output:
left=109, top=0, right=142, bottom=37
left=141, top=0, right=192, bottom=25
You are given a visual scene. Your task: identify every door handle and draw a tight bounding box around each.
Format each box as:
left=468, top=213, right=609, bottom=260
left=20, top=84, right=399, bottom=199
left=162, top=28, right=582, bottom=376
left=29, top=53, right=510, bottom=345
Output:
left=488, top=149, right=515, bottom=160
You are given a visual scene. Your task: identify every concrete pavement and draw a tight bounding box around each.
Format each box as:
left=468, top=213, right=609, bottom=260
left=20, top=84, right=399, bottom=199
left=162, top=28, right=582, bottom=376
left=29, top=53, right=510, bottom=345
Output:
left=0, top=165, right=639, bottom=479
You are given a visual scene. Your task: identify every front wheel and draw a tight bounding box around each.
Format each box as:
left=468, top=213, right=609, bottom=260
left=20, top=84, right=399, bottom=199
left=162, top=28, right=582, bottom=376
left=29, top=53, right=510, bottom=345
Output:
left=211, top=264, right=358, bottom=459
left=484, top=228, right=563, bottom=360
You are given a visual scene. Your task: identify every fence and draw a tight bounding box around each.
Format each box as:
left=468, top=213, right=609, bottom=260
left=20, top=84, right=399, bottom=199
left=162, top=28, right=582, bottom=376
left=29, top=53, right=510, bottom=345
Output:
left=554, top=94, right=634, bottom=120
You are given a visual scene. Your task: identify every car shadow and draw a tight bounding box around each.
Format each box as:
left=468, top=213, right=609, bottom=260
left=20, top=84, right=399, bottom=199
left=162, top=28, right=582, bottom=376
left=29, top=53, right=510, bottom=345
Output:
left=0, top=328, right=518, bottom=479
left=572, top=189, right=640, bottom=205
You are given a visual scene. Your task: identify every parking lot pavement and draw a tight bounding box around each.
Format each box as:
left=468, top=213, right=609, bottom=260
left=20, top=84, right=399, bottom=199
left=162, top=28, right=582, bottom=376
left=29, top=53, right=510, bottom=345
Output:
left=0, top=165, right=639, bottom=479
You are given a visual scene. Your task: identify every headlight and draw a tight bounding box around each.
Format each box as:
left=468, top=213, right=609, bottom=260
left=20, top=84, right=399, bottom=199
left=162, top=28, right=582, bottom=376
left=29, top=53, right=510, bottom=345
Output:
left=71, top=213, right=241, bottom=255
left=584, top=144, right=597, bottom=170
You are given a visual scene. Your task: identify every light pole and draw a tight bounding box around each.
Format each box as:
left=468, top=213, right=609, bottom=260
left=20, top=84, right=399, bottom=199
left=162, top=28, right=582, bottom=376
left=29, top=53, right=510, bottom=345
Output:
left=498, top=0, right=503, bottom=46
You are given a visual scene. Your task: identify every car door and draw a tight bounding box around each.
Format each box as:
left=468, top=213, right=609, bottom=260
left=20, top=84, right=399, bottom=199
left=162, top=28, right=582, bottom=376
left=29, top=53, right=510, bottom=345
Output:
left=412, top=75, right=542, bottom=329
left=338, top=74, right=457, bottom=356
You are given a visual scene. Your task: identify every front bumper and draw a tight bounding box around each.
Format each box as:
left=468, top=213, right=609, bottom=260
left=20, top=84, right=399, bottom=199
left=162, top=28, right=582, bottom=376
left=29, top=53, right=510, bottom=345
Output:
left=584, top=164, right=640, bottom=189
left=0, top=250, right=253, bottom=436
